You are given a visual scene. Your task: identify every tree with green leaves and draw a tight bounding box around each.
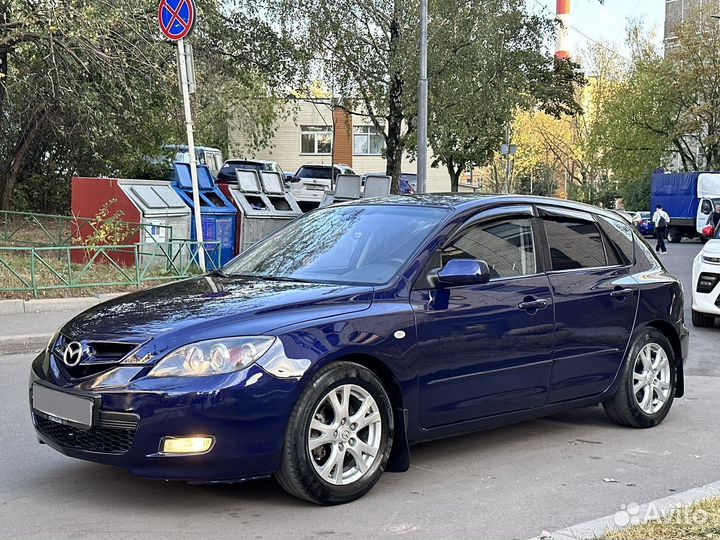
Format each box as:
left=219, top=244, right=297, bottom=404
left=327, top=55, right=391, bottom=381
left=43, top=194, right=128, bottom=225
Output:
left=271, top=0, right=418, bottom=193
left=595, top=7, right=720, bottom=185
left=0, top=0, right=297, bottom=212
left=426, top=0, right=584, bottom=191
left=272, top=0, right=584, bottom=193
left=591, top=27, right=675, bottom=189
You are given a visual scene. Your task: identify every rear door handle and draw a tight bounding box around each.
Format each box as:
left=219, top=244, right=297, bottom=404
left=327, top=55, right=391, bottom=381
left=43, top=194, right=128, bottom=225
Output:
left=518, top=299, right=549, bottom=312
left=610, top=288, right=635, bottom=299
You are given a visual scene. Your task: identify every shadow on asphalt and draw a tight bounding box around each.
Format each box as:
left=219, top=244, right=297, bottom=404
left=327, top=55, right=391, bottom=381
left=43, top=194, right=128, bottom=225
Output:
left=25, top=404, right=614, bottom=507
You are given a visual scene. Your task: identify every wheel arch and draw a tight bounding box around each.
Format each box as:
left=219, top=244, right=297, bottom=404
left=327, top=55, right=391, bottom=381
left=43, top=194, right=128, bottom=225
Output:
left=642, top=320, right=685, bottom=398
left=322, top=353, right=411, bottom=473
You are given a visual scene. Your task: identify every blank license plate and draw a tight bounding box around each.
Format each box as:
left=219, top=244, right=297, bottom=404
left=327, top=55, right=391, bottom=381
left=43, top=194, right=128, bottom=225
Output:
left=32, top=384, right=94, bottom=428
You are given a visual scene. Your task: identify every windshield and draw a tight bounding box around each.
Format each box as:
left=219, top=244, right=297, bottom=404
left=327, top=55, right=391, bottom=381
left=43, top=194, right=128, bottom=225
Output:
left=223, top=205, right=450, bottom=285
left=225, top=161, right=264, bottom=172
left=297, top=167, right=333, bottom=179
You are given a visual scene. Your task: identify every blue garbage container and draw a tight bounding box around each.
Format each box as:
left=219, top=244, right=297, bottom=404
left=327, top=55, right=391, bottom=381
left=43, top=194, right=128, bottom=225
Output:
left=172, top=163, right=237, bottom=268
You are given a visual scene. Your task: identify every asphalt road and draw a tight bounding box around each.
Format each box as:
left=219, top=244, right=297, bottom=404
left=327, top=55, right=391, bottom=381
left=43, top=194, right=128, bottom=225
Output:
left=1, top=241, right=719, bottom=540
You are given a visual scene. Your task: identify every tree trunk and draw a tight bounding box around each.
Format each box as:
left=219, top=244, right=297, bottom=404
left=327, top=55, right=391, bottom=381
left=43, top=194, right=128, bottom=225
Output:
left=0, top=109, right=46, bottom=210
left=384, top=2, right=404, bottom=194
left=0, top=2, right=9, bottom=117
left=385, top=100, right=404, bottom=194
left=446, top=158, right=462, bottom=192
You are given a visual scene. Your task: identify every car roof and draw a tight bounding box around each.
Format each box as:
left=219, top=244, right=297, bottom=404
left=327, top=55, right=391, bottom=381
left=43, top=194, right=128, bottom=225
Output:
left=224, top=159, right=276, bottom=165
left=163, top=144, right=222, bottom=152
left=339, top=193, right=629, bottom=219
left=299, top=164, right=351, bottom=169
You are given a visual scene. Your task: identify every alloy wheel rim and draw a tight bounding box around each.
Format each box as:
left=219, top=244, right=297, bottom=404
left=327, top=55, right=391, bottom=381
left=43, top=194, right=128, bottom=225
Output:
left=632, top=343, right=671, bottom=414
left=308, top=384, right=382, bottom=486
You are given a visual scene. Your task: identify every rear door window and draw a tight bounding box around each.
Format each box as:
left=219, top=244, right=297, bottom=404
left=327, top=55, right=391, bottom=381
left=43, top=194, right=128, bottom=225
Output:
left=543, top=218, right=608, bottom=271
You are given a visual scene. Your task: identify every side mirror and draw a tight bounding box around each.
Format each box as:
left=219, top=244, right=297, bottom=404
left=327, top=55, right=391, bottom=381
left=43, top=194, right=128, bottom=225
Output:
left=437, top=259, right=491, bottom=286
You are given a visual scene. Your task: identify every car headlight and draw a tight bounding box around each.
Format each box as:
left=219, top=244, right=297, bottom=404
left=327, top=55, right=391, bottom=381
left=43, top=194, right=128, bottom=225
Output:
left=46, top=331, right=60, bottom=353
left=148, top=337, right=275, bottom=378
left=702, top=255, right=720, bottom=265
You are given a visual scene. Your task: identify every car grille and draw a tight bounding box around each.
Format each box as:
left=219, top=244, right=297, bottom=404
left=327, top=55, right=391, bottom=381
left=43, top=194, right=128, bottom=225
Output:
left=34, top=414, right=138, bottom=454
left=51, top=334, right=142, bottom=380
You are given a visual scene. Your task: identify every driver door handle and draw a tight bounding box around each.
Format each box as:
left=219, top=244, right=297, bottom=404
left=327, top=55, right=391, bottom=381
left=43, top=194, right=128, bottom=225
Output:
left=610, top=288, right=635, bottom=299
left=518, top=298, right=549, bottom=312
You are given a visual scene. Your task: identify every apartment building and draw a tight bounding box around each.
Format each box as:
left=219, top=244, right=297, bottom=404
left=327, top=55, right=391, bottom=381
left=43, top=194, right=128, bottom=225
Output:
left=229, top=100, right=479, bottom=193
left=665, top=0, right=720, bottom=47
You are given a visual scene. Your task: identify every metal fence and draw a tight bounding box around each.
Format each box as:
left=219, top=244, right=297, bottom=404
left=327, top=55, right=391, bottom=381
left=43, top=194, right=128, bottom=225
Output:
left=0, top=210, right=172, bottom=248
left=0, top=240, right=221, bottom=298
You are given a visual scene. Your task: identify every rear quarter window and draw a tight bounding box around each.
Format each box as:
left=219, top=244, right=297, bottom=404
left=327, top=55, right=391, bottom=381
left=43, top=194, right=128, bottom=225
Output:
left=597, top=215, right=635, bottom=266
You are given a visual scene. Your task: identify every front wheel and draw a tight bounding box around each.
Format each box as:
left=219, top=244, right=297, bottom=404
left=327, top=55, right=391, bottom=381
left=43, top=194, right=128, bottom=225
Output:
left=603, top=329, right=676, bottom=428
left=275, top=362, right=394, bottom=505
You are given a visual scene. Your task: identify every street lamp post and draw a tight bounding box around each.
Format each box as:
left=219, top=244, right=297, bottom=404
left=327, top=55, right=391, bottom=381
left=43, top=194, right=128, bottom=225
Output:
left=417, top=0, right=428, bottom=194
left=500, top=125, right=517, bottom=195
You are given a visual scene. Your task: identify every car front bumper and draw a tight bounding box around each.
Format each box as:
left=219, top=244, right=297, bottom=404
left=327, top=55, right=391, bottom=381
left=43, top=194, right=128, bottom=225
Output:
left=29, top=351, right=301, bottom=483
left=692, top=262, right=720, bottom=316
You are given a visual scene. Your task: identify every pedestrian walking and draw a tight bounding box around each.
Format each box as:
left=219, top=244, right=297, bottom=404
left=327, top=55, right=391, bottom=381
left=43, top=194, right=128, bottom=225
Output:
left=653, top=204, right=670, bottom=254
left=706, top=203, right=720, bottom=229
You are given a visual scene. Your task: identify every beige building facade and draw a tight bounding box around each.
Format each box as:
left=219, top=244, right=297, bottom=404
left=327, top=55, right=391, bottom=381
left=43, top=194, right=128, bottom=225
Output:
left=229, top=101, right=478, bottom=193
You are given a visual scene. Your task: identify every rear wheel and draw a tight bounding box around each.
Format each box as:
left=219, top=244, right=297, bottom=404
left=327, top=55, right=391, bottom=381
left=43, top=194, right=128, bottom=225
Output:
left=666, top=227, right=682, bottom=243
left=275, top=362, right=394, bottom=505
left=604, top=329, right=676, bottom=428
left=692, top=309, right=716, bottom=328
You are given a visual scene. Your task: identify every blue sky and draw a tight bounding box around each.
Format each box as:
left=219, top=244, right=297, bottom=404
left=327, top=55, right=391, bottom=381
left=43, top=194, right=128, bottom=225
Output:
left=531, top=0, right=665, bottom=60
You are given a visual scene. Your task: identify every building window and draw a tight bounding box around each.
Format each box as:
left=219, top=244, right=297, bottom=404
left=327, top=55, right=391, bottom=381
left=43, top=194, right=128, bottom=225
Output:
left=354, top=125, right=385, bottom=155
left=301, top=126, right=332, bottom=155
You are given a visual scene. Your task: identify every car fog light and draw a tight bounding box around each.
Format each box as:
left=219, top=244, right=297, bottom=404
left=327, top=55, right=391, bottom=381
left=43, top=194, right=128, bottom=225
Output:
left=161, top=436, right=214, bottom=455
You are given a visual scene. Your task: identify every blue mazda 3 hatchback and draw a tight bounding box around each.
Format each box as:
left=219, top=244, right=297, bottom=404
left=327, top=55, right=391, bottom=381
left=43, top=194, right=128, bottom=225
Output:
left=30, top=195, right=689, bottom=504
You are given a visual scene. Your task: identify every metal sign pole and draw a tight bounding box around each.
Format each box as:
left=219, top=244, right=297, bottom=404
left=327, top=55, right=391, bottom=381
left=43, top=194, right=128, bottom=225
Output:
left=417, top=0, right=429, bottom=194
left=177, top=38, right=205, bottom=272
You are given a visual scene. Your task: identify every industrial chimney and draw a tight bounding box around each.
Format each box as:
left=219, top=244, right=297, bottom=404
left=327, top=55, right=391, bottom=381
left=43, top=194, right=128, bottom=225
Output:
left=555, top=0, right=571, bottom=60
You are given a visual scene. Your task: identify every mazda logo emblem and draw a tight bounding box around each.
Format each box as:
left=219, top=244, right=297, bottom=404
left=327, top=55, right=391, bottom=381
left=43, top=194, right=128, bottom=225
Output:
left=63, top=341, right=83, bottom=367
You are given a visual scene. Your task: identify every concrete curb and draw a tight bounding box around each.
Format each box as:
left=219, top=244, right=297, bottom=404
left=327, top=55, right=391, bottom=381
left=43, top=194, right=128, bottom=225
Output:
left=527, top=480, right=720, bottom=540
left=0, top=334, right=53, bottom=356
left=0, top=292, right=126, bottom=315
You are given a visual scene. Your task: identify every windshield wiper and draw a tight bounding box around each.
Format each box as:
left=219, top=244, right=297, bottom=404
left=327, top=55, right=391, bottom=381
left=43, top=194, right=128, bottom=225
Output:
left=258, top=275, right=308, bottom=283
left=209, top=269, right=229, bottom=278
left=222, top=273, right=308, bottom=283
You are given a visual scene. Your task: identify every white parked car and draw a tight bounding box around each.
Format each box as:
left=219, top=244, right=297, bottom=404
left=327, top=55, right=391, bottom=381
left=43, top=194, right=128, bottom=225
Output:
left=692, top=225, right=720, bottom=327
left=288, top=164, right=356, bottom=210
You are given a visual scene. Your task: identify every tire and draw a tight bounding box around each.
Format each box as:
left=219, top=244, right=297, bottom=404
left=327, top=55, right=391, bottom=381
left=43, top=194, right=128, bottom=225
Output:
left=603, top=329, right=677, bottom=428
left=692, top=309, right=715, bottom=328
left=666, top=228, right=682, bottom=243
left=275, top=362, right=394, bottom=505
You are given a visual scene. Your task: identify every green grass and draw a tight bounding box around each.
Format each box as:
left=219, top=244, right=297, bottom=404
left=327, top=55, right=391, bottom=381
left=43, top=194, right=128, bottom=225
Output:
left=604, top=497, right=720, bottom=540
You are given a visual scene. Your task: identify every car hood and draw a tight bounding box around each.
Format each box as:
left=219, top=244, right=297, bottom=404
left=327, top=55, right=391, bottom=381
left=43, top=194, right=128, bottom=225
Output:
left=702, top=239, right=720, bottom=256
left=61, top=275, right=373, bottom=339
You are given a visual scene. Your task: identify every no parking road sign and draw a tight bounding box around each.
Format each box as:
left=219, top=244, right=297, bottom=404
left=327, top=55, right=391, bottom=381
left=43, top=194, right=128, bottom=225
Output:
left=158, top=0, right=196, bottom=41
left=158, top=0, right=205, bottom=270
